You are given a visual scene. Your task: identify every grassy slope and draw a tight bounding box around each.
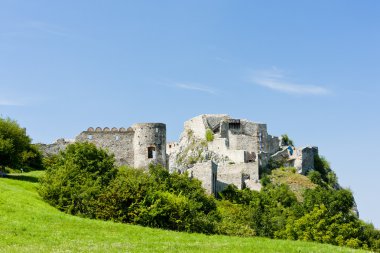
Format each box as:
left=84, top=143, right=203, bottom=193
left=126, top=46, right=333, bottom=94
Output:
left=270, top=167, right=316, bottom=201
left=0, top=172, right=367, bottom=253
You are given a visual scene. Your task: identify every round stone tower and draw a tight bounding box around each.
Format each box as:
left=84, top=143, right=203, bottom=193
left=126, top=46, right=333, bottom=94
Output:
left=132, top=123, right=166, bottom=169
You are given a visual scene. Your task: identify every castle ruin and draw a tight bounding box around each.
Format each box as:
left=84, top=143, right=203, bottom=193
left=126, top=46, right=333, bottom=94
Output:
left=40, top=114, right=318, bottom=195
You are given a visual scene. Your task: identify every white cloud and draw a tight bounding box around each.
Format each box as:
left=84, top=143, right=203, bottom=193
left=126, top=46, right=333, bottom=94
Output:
left=174, top=83, right=217, bottom=95
left=0, top=98, right=23, bottom=106
left=251, top=68, right=330, bottom=95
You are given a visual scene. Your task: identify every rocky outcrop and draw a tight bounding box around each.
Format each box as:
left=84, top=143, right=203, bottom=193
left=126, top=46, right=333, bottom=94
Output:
left=36, top=138, right=74, bottom=157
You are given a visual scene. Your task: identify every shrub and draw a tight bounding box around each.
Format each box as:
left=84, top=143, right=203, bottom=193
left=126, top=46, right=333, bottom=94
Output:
left=39, top=157, right=219, bottom=233
left=205, top=128, right=214, bottom=142
left=308, top=170, right=324, bottom=186
left=281, top=134, right=294, bottom=146
left=95, top=166, right=151, bottom=222
left=95, top=165, right=219, bottom=233
left=313, top=155, right=337, bottom=188
left=0, top=117, right=43, bottom=171
left=39, top=142, right=117, bottom=217
left=216, top=200, right=256, bottom=236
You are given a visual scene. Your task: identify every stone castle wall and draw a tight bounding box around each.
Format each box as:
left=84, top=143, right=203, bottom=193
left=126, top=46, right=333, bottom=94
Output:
left=75, top=124, right=167, bottom=169
left=75, top=127, right=135, bottom=166
left=188, top=161, right=218, bottom=195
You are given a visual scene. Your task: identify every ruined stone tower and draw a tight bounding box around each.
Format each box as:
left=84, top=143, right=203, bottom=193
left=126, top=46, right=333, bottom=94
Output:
left=132, top=123, right=166, bottom=169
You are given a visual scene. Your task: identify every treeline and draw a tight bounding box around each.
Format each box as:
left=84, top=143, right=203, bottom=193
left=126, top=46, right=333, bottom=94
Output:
left=39, top=142, right=380, bottom=251
left=219, top=184, right=380, bottom=250
left=0, top=117, right=43, bottom=173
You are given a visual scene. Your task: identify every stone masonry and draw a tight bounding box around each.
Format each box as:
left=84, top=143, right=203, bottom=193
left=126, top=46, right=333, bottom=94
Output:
left=167, top=114, right=318, bottom=195
left=41, top=123, right=166, bottom=169
left=39, top=114, right=317, bottom=195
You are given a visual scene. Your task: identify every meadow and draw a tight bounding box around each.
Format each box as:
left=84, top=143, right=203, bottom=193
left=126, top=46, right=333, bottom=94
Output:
left=0, top=171, right=368, bottom=253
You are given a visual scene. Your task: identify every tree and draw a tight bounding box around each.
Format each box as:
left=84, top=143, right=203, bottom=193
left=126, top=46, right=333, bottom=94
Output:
left=281, top=134, right=294, bottom=146
left=0, top=117, right=42, bottom=171
left=96, top=165, right=219, bottom=233
left=39, top=142, right=117, bottom=217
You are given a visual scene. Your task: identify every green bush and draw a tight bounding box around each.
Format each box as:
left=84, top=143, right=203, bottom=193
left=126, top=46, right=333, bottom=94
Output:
left=281, top=134, right=294, bottom=146
left=308, top=170, right=324, bottom=186
left=95, top=166, right=151, bottom=222
left=263, top=157, right=287, bottom=176
left=216, top=200, right=256, bottom=236
left=0, top=117, right=43, bottom=171
left=313, top=155, right=339, bottom=188
left=96, top=165, right=219, bottom=233
left=205, top=128, right=214, bottom=142
left=39, top=142, right=117, bottom=217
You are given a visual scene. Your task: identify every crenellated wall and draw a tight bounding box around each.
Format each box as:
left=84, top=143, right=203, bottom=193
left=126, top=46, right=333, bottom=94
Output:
left=75, top=127, right=135, bottom=166
left=75, top=124, right=167, bottom=169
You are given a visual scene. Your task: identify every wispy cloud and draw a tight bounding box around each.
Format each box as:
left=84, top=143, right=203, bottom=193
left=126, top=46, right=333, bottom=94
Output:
left=26, top=21, right=69, bottom=37
left=174, top=83, right=217, bottom=95
left=215, top=56, right=231, bottom=64
left=0, top=20, right=69, bottom=38
left=251, top=67, right=330, bottom=95
left=0, top=98, right=24, bottom=106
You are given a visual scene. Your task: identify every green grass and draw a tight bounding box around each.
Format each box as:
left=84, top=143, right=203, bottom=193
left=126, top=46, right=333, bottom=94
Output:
left=270, top=167, right=316, bottom=201
left=0, top=172, right=368, bottom=253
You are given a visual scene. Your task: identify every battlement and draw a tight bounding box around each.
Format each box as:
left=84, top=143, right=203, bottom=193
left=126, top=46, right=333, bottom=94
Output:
left=85, top=127, right=133, bottom=133
left=75, top=123, right=167, bottom=169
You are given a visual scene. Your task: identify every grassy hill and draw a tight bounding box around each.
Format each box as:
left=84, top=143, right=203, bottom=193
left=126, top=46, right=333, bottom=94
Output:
left=0, top=172, right=367, bottom=253
left=269, top=167, right=317, bottom=201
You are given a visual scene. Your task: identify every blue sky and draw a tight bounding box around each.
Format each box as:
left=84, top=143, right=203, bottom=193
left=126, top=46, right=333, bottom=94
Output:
left=1, top=1, right=379, bottom=228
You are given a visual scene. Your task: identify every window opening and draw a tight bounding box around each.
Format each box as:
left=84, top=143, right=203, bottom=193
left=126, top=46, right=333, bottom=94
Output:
left=148, top=147, right=156, bottom=159
left=88, top=135, right=93, bottom=140
left=228, top=119, right=241, bottom=130
left=212, top=173, right=217, bottom=196
left=246, top=151, right=256, bottom=163
left=115, top=136, right=120, bottom=141
left=259, top=132, right=263, bottom=151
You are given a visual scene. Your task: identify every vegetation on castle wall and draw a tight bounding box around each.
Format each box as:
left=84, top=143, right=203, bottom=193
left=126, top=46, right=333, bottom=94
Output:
left=186, top=129, right=193, bottom=139
left=281, top=134, right=294, bottom=146
left=175, top=139, right=205, bottom=167
left=205, top=128, right=214, bottom=142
